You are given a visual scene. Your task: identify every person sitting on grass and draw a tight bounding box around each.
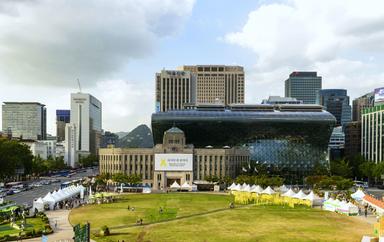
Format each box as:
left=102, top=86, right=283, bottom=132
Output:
left=159, top=207, right=163, bottom=214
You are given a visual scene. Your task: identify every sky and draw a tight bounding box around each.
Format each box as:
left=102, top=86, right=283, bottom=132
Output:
left=0, top=0, right=383, bottom=135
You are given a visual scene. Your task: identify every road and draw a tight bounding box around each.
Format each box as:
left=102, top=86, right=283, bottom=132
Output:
left=5, top=168, right=98, bottom=206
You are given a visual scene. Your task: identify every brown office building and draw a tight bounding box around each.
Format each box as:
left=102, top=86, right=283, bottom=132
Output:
left=352, top=92, right=374, bottom=122
left=344, top=121, right=361, bottom=158
left=178, top=65, right=245, bottom=105
left=155, top=70, right=195, bottom=112
left=99, top=127, right=249, bottom=190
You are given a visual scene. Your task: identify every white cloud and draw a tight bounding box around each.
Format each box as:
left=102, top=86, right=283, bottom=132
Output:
left=0, top=0, right=195, bottom=86
left=225, top=0, right=384, bottom=101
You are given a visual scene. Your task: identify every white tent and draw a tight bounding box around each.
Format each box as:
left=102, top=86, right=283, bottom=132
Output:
left=323, top=198, right=337, bottom=212
left=250, top=185, right=263, bottom=193
left=231, top=184, right=241, bottom=191
left=227, top=183, right=236, bottom=190
left=42, top=192, right=56, bottom=209
left=261, top=186, right=275, bottom=195
left=33, top=197, right=45, bottom=212
left=279, top=185, right=288, bottom=193
left=351, top=189, right=365, bottom=201
left=282, top=188, right=296, bottom=197
left=181, top=182, right=191, bottom=191
left=242, top=184, right=251, bottom=192
left=293, top=190, right=307, bottom=199
left=303, top=191, right=315, bottom=201
left=336, top=201, right=359, bottom=215
left=170, top=181, right=181, bottom=189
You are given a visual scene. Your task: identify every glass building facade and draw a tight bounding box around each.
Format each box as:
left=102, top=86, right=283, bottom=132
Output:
left=285, top=72, right=322, bottom=104
left=151, top=105, right=336, bottom=179
left=317, top=89, right=351, bottom=126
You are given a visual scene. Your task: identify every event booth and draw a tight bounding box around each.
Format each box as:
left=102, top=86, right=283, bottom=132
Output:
left=33, top=185, right=85, bottom=211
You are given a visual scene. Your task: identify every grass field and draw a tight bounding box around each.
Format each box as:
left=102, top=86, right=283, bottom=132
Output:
left=0, top=217, right=46, bottom=237
left=69, top=193, right=373, bottom=242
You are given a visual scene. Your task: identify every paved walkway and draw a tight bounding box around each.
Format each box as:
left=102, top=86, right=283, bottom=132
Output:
left=26, top=210, right=75, bottom=242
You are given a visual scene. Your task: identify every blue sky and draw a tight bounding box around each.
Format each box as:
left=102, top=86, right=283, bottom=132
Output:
left=0, top=0, right=383, bottom=134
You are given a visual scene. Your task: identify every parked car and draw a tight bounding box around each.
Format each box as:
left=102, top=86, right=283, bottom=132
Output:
left=353, top=180, right=368, bottom=189
left=6, top=190, right=14, bottom=195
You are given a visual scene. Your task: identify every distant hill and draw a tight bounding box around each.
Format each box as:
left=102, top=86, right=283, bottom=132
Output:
left=117, top=124, right=154, bottom=148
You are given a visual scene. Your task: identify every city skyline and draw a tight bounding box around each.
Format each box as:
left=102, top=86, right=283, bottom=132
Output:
left=0, top=0, right=383, bottom=134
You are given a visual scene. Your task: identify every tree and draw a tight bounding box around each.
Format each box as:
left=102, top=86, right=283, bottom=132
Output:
left=0, top=138, right=33, bottom=180
left=359, top=161, right=376, bottom=185
left=112, top=173, right=129, bottom=184
left=330, top=159, right=352, bottom=178
left=79, top=154, right=98, bottom=167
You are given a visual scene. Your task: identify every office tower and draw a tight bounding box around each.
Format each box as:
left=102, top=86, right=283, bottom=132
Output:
left=178, top=65, right=245, bottom=105
left=2, top=102, right=46, bottom=140
left=362, top=104, right=384, bottom=163
left=317, top=89, right=352, bottom=126
left=352, top=92, right=374, bottom=122
left=328, top=126, right=345, bottom=161
left=261, top=96, right=303, bottom=104
left=64, top=123, right=77, bottom=167
left=56, top=109, right=70, bottom=142
left=344, top=121, right=361, bottom=159
left=155, top=70, right=195, bottom=112
left=285, top=71, right=322, bottom=104
left=70, top=93, right=102, bottom=155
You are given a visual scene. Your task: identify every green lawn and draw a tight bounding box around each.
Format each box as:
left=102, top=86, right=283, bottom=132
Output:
left=69, top=193, right=372, bottom=242
left=0, top=217, right=46, bottom=237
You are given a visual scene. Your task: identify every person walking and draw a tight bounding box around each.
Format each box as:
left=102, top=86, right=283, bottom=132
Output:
left=364, top=205, right=368, bottom=218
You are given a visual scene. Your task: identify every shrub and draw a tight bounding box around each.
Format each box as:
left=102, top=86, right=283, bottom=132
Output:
left=100, top=225, right=110, bottom=236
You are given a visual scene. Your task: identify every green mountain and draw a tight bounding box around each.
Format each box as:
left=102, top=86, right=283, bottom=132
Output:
left=117, top=124, right=154, bottom=148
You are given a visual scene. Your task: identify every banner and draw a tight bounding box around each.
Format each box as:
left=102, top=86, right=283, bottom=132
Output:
left=155, top=154, right=193, bottom=171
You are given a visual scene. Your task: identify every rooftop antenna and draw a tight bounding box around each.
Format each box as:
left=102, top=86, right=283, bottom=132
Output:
left=77, top=78, right=82, bottom=93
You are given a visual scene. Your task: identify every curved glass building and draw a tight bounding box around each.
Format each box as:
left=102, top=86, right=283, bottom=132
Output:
left=151, top=104, right=336, bottom=179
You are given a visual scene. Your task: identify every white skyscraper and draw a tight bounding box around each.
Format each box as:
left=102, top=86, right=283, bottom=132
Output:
left=65, top=93, right=102, bottom=167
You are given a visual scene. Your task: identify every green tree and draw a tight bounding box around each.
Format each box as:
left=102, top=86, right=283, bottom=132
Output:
left=330, top=159, right=352, bottom=178
left=359, top=161, right=376, bottom=185
left=112, top=173, right=129, bottom=183
left=79, top=154, right=98, bottom=167
left=0, top=138, right=33, bottom=180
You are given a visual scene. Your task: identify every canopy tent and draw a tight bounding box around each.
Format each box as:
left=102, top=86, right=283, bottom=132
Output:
left=279, top=185, right=288, bottom=193
left=336, top=201, right=359, bottom=216
left=303, top=191, right=315, bottom=201
left=41, top=185, right=85, bottom=210
left=293, top=190, right=307, bottom=200
left=282, top=188, right=296, bottom=197
left=231, top=184, right=241, bottom=191
left=323, top=198, right=341, bottom=212
left=181, top=182, right=192, bottom=191
left=251, top=185, right=263, bottom=193
left=362, top=195, right=384, bottom=216
left=170, top=181, right=181, bottom=189
left=33, top=197, right=45, bottom=212
left=242, top=184, right=251, bottom=192
left=351, top=189, right=365, bottom=201
left=261, top=186, right=275, bottom=195
left=227, top=183, right=236, bottom=190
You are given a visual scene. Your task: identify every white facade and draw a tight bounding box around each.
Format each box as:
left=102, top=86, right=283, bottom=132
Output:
left=24, top=141, right=48, bottom=160
left=64, top=123, right=77, bottom=167
left=55, top=142, right=65, bottom=158
left=329, top=126, right=345, bottom=149
left=362, top=105, right=384, bottom=163
left=40, top=140, right=56, bottom=158
left=70, top=93, right=102, bottom=154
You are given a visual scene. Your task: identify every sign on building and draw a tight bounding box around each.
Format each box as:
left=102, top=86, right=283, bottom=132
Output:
left=375, top=87, right=384, bottom=103
left=155, top=154, right=193, bottom=171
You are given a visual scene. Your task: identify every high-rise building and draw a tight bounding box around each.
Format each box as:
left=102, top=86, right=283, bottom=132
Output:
left=285, top=71, right=322, bottom=104
left=64, top=123, right=77, bottom=167
left=155, top=70, right=195, bottom=112
left=2, top=102, right=46, bottom=140
left=317, top=89, right=352, bottom=126
left=261, top=96, right=303, bottom=105
left=328, top=126, right=345, bottom=161
left=352, top=92, right=374, bottom=122
left=178, top=65, right=245, bottom=105
left=344, top=121, right=361, bottom=159
left=56, top=109, right=70, bottom=142
left=362, top=104, right=384, bottom=163
left=70, top=93, right=102, bottom=155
